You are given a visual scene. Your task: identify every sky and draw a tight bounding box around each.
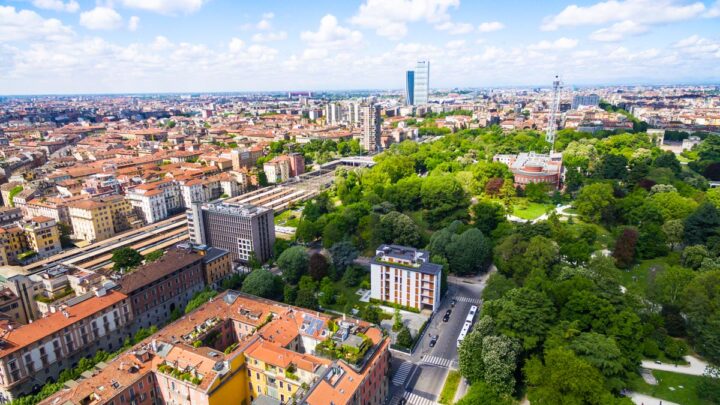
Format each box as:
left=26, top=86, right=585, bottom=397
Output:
left=0, top=0, right=719, bottom=94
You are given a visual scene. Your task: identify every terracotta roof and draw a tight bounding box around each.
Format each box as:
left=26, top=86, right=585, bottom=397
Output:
left=118, top=248, right=203, bottom=294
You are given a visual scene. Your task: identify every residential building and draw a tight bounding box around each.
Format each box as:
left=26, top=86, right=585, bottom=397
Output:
left=571, top=94, right=600, bottom=110
left=0, top=289, right=132, bottom=402
left=263, top=156, right=291, bottom=184
left=493, top=152, right=563, bottom=189
left=231, top=147, right=263, bottom=171
left=0, top=289, right=28, bottom=325
left=405, top=70, right=415, bottom=106
left=324, top=102, right=342, bottom=125
left=370, top=244, right=443, bottom=313
left=188, top=202, right=275, bottom=264
left=67, top=195, right=135, bottom=243
left=116, top=246, right=206, bottom=332
left=413, top=60, right=430, bottom=105
left=195, top=245, right=233, bottom=288
left=126, top=180, right=182, bottom=224
left=40, top=291, right=390, bottom=405
left=23, top=216, right=62, bottom=258
left=288, top=153, right=305, bottom=177
left=0, top=208, right=22, bottom=227
left=0, top=226, right=30, bottom=266
left=362, top=104, right=381, bottom=152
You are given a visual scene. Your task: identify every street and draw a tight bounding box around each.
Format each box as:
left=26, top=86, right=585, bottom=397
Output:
left=387, top=273, right=489, bottom=405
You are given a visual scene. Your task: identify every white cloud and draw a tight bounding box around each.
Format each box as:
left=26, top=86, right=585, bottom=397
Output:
left=228, top=38, right=245, bottom=53
left=435, top=21, right=474, bottom=35
left=477, top=21, right=504, bottom=32
left=351, top=0, right=460, bottom=39
left=303, top=48, right=328, bottom=60
left=541, top=0, right=707, bottom=31
left=590, top=20, right=647, bottom=41
left=673, top=35, right=720, bottom=58
left=0, top=5, right=74, bottom=41
left=528, top=37, right=579, bottom=50
left=262, top=12, right=275, bottom=20
left=252, top=31, right=287, bottom=43
left=80, top=7, right=123, bottom=30
left=446, top=40, right=466, bottom=49
left=32, top=0, right=79, bottom=13
left=256, top=19, right=272, bottom=30
left=120, top=0, right=207, bottom=15
left=128, top=16, right=140, bottom=31
left=301, top=14, right=362, bottom=48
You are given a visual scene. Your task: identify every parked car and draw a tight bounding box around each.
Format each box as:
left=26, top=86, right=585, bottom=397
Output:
left=451, top=299, right=457, bottom=307
left=443, top=309, right=452, bottom=322
left=429, top=335, right=439, bottom=347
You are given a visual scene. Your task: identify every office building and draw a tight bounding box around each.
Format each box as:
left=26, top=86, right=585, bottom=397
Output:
left=413, top=60, right=430, bottom=105
left=362, top=104, right=381, bottom=152
left=571, top=94, right=600, bottom=110
left=40, top=291, right=390, bottom=405
left=188, top=202, right=275, bottom=264
left=405, top=70, right=415, bottom=106
left=370, top=244, right=442, bottom=313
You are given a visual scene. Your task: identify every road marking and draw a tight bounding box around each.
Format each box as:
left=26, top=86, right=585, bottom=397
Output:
left=455, top=296, right=482, bottom=305
left=392, top=362, right=413, bottom=386
left=421, top=355, right=453, bottom=369
left=403, top=390, right=439, bottom=405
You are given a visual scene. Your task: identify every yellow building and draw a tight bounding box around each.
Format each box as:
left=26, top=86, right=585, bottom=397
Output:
left=67, top=195, right=135, bottom=243
left=0, top=225, right=29, bottom=265
left=23, top=216, right=62, bottom=258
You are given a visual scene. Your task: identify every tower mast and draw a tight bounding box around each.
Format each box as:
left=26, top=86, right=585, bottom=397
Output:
left=546, top=75, right=562, bottom=153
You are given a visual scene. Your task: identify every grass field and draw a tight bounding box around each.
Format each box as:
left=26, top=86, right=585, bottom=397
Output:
left=629, top=370, right=712, bottom=405
left=512, top=202, right=554, bottom=220
left=617, top=252, right=682, bottom=295
left=274, top=210, right=301, bottom=227
left=438, top=370, right=462, bottom=404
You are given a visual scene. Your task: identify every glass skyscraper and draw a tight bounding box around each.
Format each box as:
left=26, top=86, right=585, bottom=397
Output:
left=405, top=70, right=414, bottom=106
left=413, top=60, right=430, bottom=105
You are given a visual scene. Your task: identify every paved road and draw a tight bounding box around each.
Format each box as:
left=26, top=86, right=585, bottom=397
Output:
left=641, top=355, right=711, bottom=377
left=388, top=274, right=489, bottom=404
left=627, top=392, right=680, bottom=405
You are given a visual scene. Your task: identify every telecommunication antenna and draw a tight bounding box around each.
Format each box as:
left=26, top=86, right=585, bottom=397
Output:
left=545, top=75, right=562, bottom=152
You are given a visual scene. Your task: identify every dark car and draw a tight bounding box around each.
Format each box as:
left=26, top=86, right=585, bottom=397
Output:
left=429, top=334, right=439, bottom=347
left=443, top=309, right=452, bottom=322
left=450, top=299, right=457, bottom=307
left=399, top=398, right=407, bottom=405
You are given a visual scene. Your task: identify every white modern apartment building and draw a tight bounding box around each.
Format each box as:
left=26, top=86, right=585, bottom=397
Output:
left=370, top=244, right=442, bottom=313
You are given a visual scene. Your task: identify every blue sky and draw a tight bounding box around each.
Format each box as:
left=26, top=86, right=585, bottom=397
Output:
left=1, top=0, right=719, bottom=94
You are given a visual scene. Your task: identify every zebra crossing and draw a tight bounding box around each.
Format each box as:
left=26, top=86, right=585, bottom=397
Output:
left=421, top=355, right=455, bottom=369
left=403, top=391, right=439, bottom=405
left=455, top=296, right=482, bottom=305
left=392, top=362, right=413, bottom=386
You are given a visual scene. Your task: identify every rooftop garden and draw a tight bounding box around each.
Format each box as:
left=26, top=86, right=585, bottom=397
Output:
left=157, top=363, right=203, bottom=385
left=315, top=333, right=372, bottom=365
left=34, top=285, right=74, bottom=304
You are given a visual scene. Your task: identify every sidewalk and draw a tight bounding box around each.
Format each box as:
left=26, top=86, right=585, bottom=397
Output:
left=452, top=377, right=469, bottom=403
left=627, top=391, right=680, bottom=405
left=641, top=355, right=711, bottom=377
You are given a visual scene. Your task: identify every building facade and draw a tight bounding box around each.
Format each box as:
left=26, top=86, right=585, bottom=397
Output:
left=67, top=195, right=134, bottom=243
left=0, top=289, right=133, bottom=402
left=362, top=104, right=381, bottom=152
left=23, top=216, right=62, bottom=259
left=188, top=202, right=275, bottom=264
left=413, top=60, right=430, bottom=105
left=405, top=70, right=415, bottom=106
left=117, top=246, right=206, bottom=332
left=370, top=244, right=442, bottom=313
left=493, top=152, right=563, bottom=189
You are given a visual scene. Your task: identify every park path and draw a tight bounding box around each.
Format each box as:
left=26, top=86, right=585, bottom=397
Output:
left=641, top=355, right=711, bottom=377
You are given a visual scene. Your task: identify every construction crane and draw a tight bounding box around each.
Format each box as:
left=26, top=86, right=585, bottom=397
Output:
left=545, top=75, right=562, bottom=152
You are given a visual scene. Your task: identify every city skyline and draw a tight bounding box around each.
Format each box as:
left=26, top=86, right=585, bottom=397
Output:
left=1, top=0, right=720, bottom=95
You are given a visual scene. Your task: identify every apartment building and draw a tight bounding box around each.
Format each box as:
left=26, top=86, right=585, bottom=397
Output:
left=126, top=180, right=182, bottom=224
left=0, top=289, right=28, bottom=325
left=23, top=216, right=62, bottom=259
left=116, top=246, right=206, bottom=333
left=0, top=208, right=22, bottom=226
left=370, top=244, right=443, bottom=313
left=0, top=289, right=133, bottom=402
left=67, top=195, right=135, bottom=243
left=231, top=147, right=263, bottom=171
left=188, top=202, right=275, bottom=264
left=263, top=156, right=291, bottom=184
left=40, top=292, right=390, bottom=405
left=0, top=226, right=29, bottom=266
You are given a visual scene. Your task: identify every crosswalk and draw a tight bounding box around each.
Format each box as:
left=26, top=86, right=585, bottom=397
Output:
left=403, top=391, right=439, bottom=405
left=421, top=355, right=456, bottom=369
left=392, top=362, right=413, bottom=386
left=455, top=296, right=482, bottom=305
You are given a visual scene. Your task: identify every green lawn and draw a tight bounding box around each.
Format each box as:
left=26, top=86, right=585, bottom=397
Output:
left=438, top=370, right=462, bottom=404
left=629, top=370, right=712, bottom=405
left=617, top=253, right=682, bottom=295
left=512, top=202, right=554, bottom=220
left=274, top=210, right=301, bottom=227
